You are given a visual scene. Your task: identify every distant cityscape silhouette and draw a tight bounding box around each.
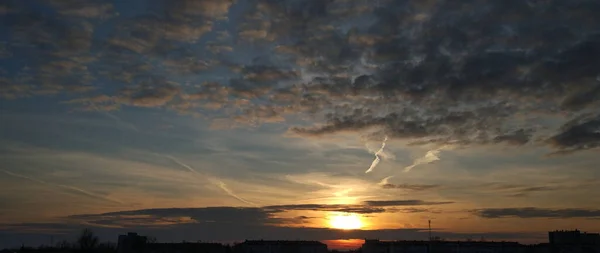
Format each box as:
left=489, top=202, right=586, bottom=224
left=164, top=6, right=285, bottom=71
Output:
left=3, top=229, right=598, bottom=253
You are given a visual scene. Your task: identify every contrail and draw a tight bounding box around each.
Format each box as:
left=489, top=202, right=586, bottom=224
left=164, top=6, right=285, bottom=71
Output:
left=403, top=149, right=441, bottom=172
left=1, top=169, right=123, bottom=205
left=165, top=155, right=199, bottom=174
left=102, top=111, right=139, bottom=132
left=165, top=155, right=256, bottom=206
left=215, top=180, right=256, bottom=206
left=88, top=109, right=256, bottom=206
left=403, top=144, right=455, bottom=173
left=97, top=112, right=256, bottom=207
left=87, top=103, right=140, bottom=132
left=365, top=136, right=388, bottom=173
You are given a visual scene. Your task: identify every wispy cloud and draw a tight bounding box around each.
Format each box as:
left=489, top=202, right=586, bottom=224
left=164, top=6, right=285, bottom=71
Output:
left=381, top=183, right=440, bottom=191
left=472, top=207, right=600, bottom=219
left=1, top=170, right=122, bottom=205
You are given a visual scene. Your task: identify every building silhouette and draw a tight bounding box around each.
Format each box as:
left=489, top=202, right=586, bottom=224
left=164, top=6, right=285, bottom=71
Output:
left=361, top=230, right=600, bottom=253
left=113, top=230, right=600, bottom=253
left=234, top=240, right=328, bottom=253
left=117, top=232, right=228, bottom=253
left=548, top=230, right=600, bottom=253
left=117, top=233, right=148, bottom=253
left=361, top=239, right=524, bottom=253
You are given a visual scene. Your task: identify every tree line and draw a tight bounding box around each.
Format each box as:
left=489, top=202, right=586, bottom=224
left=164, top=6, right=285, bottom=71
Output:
left=13, top=229, right=115, bottom=253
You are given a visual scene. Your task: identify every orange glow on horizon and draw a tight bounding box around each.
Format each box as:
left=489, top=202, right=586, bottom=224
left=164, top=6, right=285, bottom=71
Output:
left=323, top=239, right=364, bottom=250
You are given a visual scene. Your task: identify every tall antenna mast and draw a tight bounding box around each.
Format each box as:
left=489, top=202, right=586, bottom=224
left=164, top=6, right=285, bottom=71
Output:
left=428, top=220, right=432, bottom=241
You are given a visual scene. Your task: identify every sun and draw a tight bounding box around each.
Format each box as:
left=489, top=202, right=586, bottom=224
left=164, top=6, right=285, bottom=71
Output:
left=328, top=213, right=363, bottom=230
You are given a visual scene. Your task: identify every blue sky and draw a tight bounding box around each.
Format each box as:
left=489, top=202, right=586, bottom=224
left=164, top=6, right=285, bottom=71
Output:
left=1, top=0, right=600, bottom=249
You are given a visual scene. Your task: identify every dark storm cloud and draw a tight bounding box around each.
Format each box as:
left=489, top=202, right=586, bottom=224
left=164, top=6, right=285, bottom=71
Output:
left=472, top=207, right=600, bottom=219
left=2, top=0, right=600, bottom=153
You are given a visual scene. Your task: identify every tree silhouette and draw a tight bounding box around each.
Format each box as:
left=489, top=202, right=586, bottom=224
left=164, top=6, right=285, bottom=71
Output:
left=147, top=236, right=157, bottom=243
left=56, top=240, right=71, bottom=249
left=77, top=228, right=99, bottom=251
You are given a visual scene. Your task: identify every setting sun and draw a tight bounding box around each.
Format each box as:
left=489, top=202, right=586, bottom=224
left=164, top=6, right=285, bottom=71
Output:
left=328, top=213, right=363, bottom=230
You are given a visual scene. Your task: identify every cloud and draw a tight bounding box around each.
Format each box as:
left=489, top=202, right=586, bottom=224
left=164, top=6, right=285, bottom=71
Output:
left=363, top=200, right=454, bottom=207
left=167, top=0, right=234, bottom=19
left=3, top=0, right=600, bottom=155
left=484, top=183, right=560, bottom=198
left=548, top=114, right=600, bottom=154
left=67, top=199, right=455, bottom=222
left=505, top=187, right=558, bottom=198
left=65, top=204, right=447, bottom=228
left=46, top=0, right=116, bottom=18
left=493, top=129, right=533, bottom=146
left=65, top=80, right=183, bottom=110
left=381, top=183, right=440, bottom=191
left=263, top=204, right=386, bottom=214
left=69, top=207, right=273, bottom=227
left=472, top=207, right=600, bottom=219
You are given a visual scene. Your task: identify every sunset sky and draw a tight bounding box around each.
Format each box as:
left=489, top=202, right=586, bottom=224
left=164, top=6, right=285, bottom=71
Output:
left=1, top=0, right=600, bottom=249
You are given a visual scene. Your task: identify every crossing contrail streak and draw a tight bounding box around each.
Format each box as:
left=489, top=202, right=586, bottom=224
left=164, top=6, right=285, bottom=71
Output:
left=165, top=155, right=256, bottom=206
left=85, top=109, right=256, bottom=206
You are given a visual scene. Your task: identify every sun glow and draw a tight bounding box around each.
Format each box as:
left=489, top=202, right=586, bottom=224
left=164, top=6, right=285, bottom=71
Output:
left=328, top=213, right=363, bottom=230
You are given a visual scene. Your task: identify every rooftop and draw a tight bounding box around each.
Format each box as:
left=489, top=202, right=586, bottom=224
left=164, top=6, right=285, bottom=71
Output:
left=363, top=240, right=522, bottom=246
left=241, top=240, right=327, bottom=246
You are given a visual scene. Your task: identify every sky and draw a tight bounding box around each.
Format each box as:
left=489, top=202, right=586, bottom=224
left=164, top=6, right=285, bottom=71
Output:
left=1, top=0, right=600, bottom=249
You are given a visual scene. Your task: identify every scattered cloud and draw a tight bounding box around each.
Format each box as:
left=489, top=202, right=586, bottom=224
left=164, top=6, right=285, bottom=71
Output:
left=363, top=200, right=454, bottom=207
left=548, top=113, right=600, bottom=154
left=472, top=208, right=600, bottom=219
left=2, top=0, right=598, bottom=155
left=47, top=0, right=116, bottom=18
left=69, top=207, right=272, bottom=227
left=381, top=184, right=440, bottom=191
left=494, top=129, right=534, bottom=146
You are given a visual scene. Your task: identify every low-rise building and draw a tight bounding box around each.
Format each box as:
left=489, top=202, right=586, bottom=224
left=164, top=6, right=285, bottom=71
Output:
left=145, top=242, right=228, bottom=253
left=117, top=233, right=148, bottom=253
left=548, top=230, right=600, bottom=253
left=361, top=239, right=525, bottom=253
left=234, top=240, right=328, bottom=253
